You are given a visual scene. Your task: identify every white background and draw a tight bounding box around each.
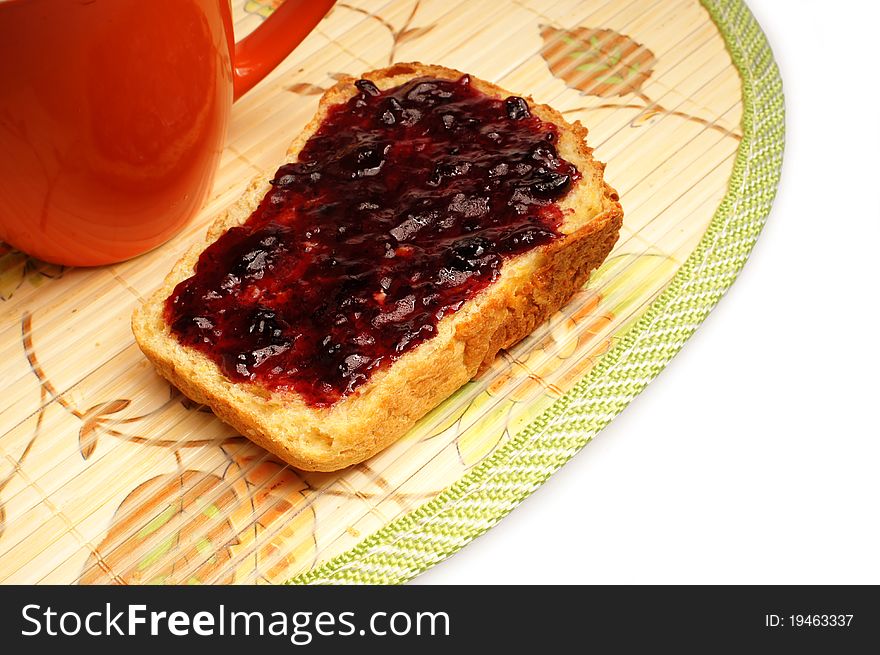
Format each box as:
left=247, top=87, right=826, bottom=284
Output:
left=416, top=0, right=880, bottom=584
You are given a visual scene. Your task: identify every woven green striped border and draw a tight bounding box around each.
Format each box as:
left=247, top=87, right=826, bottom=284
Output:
left=287, top=0, right=784, bottom=585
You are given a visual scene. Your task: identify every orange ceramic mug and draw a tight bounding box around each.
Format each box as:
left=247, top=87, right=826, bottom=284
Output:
left=0, top=0, right=335, bottom=266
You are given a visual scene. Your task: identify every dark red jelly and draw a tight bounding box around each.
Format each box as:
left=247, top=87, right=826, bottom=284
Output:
left=166, top=75, right=581, bottom=406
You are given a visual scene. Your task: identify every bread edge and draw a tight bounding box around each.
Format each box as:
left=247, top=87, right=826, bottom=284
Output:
left=132, top=62, right=623, bottom=471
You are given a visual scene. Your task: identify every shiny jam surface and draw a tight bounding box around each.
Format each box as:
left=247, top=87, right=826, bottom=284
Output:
left=166, top=75, right=581, bottom=406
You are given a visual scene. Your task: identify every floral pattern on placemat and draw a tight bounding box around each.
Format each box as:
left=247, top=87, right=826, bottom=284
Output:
left=0, top=243, right=64, bottom=302
left=539, top=25, right=741, bottom=137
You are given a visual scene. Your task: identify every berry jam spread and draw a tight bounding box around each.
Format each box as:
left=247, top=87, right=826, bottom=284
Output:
left=166, top=75, right=581, bottom=406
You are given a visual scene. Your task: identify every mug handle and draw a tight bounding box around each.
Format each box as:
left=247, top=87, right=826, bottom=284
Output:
left=232, top=0, right=337, bottom=100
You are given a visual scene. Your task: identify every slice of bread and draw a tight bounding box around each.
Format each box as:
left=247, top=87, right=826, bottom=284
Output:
left=132, top=62, right=622, bottom=472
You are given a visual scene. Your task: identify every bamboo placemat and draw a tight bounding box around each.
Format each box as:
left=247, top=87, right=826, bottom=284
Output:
left=0, top=0, right=782, bottom=584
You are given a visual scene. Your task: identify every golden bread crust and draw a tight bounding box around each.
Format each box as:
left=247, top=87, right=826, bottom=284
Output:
left=132, top=62, right=623, bottom=471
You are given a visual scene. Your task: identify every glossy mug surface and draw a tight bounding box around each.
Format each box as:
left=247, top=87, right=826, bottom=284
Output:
left=0, top=0, right=335, bottom=266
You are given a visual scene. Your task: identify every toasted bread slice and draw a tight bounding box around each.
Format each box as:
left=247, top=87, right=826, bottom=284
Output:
left=132, top=62, right=622, bottom=471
